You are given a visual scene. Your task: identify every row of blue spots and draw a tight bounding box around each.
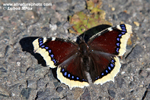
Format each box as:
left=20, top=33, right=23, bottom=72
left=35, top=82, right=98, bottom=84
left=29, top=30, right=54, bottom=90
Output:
left=38, top=38, right=57, bottom=65
left=95, top=59, right=115, bottom=80
left=120, top=24, right=126, bottom=32
left=39, top=38, right=45, bottom=48
left=116, top=35, right=120, bottom=53
left=61, top=68, right=85, bottom=82
left=115, top=24, right=127, bottom=53
left=101, top=61, right=114, bottom=75
left=39, top=38, right=43, bottom=46
left=61, top=68, right=79, bottom=80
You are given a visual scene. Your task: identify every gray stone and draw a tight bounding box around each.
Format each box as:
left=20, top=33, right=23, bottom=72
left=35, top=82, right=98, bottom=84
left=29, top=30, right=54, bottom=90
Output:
left=20, top=88, right=31, bottom=100
left=53, top=82, right=60, bottom=87
left=142, top=84, right=150, bottom=100
left=56, top=86, right=63, bottom=93
left=113, top=0, right=128, bottom=5
left=108, top=89, right=116, bottom=98
left=127, top=45, right=144, bottom=59
left=27, top=80, right=37, bottom=89
left=0, top=67, right=7, bottom=74
left=0, top=12, right=3, bottom=16
left=145, top=37, right=150, bottom=43
left=55, top=1, right=69, bottom=11
left=80, top=88, right=91, bottom=100
left=117, top=12, right=130, bottom=21
left=116, top=77, right=125, bottom=88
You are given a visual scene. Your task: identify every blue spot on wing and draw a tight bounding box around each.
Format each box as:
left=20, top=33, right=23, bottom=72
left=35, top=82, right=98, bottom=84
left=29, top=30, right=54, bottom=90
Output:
left=108, top=66, right=111, bottom=70
left=45, top=47, right=49, bottom=50
left=118, top=34, right=122, bottom=37
left=116, top=43, right=120, bottom=46
left=101, top=73, right=104, bottom=76
left=41, top=45, right=45, bottom=48
left=117, top=38, right=120, bottom=41
left=68, top=74, right=70, bottom=77
left=116, top=48, right=119, bottom=52
left=50, top=54, right=54, bottom=58
left=48, top=50, right=51, bottom=53
left=76, top=77, right=79, bottom=80
left=64, top=72, right=67, bottom=76
left=39, top=40, right=42, bottom=43
left=52, top=59, right=56, bottom=64
left=61, top=69, right=64, bottom=72
left=39, top=43, right=43, bottom=46
left=111, top=59, right=115, bottom=63
left=121, top=31, right=126, bottom=34
left=106, top=70, right=108, bottom=73
left=110, top=63, right=114, bottom=67
left=72, top=76, right=74, bottom=79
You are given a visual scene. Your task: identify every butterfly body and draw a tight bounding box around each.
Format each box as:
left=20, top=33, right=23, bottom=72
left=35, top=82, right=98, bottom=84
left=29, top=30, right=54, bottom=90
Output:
left=32, top=24, right=133, bottom=89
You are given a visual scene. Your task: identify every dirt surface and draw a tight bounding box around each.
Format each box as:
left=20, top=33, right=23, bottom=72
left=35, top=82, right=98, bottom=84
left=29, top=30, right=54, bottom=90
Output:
left=0, top=0, right=150, bottom=100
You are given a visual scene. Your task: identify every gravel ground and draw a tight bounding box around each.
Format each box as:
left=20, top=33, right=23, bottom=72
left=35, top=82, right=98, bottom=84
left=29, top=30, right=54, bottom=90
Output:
left=0, top=0, right=150, bottom=100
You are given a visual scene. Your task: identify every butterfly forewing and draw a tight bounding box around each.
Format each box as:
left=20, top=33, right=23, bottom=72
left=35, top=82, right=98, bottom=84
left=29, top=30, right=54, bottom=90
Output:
left=33, top=37, right=78, bottom=68
left=88, top=24, right=132, bottom=56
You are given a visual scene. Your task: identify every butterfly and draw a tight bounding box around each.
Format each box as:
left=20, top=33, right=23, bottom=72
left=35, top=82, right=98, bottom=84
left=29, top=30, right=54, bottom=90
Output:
left=32, top=24, right=132, bottom=89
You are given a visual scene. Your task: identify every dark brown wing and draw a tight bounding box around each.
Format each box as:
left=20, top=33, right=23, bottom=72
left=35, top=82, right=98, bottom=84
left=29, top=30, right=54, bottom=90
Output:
left=88, top=24, right=132, bottom=56
left=32, top=37, right=78, bottom=68
left=88, top=51, right=121, bottom=84
left=56, top=53, right=89, bottom=89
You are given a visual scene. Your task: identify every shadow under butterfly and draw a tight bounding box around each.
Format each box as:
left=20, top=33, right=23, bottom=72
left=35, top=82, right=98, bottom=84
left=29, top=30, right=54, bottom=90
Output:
left=20, top=24, right=133, bottom=89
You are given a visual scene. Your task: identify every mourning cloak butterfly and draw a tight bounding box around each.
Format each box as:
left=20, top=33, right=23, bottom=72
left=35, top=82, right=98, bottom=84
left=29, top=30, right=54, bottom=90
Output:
left=32, top=24, right=132, bottom=89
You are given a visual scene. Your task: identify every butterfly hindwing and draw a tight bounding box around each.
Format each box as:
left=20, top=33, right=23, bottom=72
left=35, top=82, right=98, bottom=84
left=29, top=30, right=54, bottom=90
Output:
left=88, top=51, right=121, bottom=84
left=57, top=54, right=89, bottom=89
